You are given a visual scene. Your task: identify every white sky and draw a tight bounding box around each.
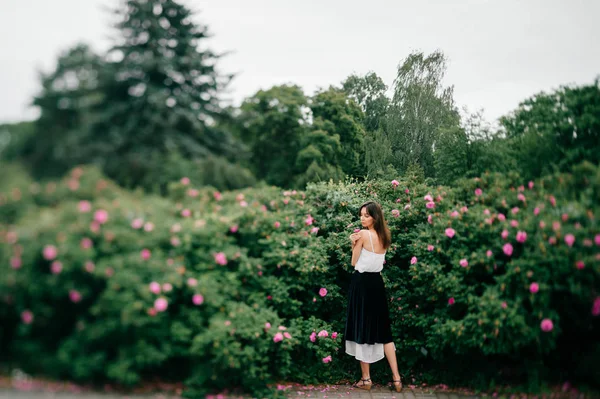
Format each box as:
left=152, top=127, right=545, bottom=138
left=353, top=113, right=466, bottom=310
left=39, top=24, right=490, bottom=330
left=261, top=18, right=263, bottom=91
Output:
left=0, top=0, right=598, bottom=123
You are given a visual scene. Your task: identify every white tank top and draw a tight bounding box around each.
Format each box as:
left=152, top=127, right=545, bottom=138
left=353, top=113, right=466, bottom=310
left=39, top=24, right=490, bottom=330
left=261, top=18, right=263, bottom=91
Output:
left=355, top=231, right=386, bottom=273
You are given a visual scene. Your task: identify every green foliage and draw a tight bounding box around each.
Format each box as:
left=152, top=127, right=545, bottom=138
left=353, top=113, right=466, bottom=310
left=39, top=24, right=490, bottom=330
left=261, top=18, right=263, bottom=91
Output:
left=434, top=126, right=469, bottom=185
left=342, top=72, right=389, bottom=133
left=386, top=50, right=461, bottom=177
left=1, top=163, right=599, bottom=395
left=499, top=79, right=600, bottom=179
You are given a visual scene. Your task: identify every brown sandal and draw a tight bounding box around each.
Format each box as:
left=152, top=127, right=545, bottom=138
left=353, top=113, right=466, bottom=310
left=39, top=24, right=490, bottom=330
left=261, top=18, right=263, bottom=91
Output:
left=353, top=378, right=372, bottom=391
left=391, top=378, right=402, bottom=392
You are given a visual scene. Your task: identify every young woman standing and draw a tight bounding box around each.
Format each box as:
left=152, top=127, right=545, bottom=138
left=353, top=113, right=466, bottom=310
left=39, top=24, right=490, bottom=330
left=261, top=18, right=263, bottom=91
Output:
left=344, top=201, right=402, bottom=392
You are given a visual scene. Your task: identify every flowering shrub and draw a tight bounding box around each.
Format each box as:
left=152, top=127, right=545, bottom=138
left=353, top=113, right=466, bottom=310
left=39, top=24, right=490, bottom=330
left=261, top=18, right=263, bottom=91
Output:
left=1, top=161, right=599, bottom=395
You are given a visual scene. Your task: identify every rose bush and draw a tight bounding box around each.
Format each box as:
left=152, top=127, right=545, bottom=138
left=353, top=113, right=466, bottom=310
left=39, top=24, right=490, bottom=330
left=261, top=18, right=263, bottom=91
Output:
left=1, top=161, right=598, bottom=396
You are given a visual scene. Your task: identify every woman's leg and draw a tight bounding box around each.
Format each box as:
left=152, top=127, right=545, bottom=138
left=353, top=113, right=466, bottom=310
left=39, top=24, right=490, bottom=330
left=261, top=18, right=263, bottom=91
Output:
left=353, top=361, right=372, bottom=388
left=384, top=343, right=402, bottom=384
left=360, top=361, right=371, bottom=380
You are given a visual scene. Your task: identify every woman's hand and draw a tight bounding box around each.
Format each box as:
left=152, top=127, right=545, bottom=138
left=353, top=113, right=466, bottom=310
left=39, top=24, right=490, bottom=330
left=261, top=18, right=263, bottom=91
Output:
left=350, top=232, right=360, bottom=246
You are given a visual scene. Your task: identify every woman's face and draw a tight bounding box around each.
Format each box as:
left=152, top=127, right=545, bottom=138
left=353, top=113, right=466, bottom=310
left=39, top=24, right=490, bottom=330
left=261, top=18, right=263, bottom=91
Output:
left=360, top=207, right=374, bottom=229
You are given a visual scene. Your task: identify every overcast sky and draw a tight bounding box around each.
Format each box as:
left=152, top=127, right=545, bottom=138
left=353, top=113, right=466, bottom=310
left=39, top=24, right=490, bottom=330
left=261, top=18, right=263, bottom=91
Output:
left=0, top=0, right=598, bottom=124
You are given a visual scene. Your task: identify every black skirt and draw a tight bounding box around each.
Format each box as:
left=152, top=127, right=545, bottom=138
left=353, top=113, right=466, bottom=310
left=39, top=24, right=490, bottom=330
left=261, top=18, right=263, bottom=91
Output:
left=344, top=271, right=393, bottom=345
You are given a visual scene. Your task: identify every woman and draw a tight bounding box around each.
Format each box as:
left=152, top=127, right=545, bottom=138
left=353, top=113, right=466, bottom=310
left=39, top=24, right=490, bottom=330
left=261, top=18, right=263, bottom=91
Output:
left=344, top=201, right=402, bottom=392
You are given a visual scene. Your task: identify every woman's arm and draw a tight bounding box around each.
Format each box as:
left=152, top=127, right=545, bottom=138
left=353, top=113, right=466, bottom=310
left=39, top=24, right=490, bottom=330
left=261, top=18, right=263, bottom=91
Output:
left=351, top=233, right=364, bottom=267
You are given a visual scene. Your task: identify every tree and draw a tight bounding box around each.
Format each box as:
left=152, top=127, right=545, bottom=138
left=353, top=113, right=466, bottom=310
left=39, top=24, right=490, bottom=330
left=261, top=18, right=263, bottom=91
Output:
left=82, top=0, right=246, bottom=190
left=387, top=50, right=460, bottom=177
left=433, top=126, right=468, bottom=185
left=238, top=85, right=309, bottom=187
left=342, top=72, right=389, bottom=133
left=500, top=79, right=600, bottom=175
left=309, top=87, right=365, bottom=178
left=23, top=44, right=105, bottom=178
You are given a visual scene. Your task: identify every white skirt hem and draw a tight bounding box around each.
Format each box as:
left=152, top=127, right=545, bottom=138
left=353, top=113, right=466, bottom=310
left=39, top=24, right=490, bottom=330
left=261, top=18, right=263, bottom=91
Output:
left=345, top=340, right=395, bottom=364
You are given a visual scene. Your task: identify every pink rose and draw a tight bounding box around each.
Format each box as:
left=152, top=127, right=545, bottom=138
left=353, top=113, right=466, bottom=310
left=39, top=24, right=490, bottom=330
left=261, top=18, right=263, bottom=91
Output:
left=540, top=318, right=553, bottom=332
left=445, top=228, right=455, bottom=238
left=498, top=213, right=506, bottom=221
left=331, top=332, right=338, bottom=339
left=459, top=259, right=468, bottom=267
left=391, top=180, right=400, bottom=187
left=426, top=201, right=435, bottom=209
left=592, top=297, right=600, bottom=316
left=510, top=220, right=519, bottom=228
left=162, top=283, right=172, bottom=292
left=534, top=207, right=540, bottom=216
left=486, top=250, right=493, bottom=257
left=549, top=195, right=556, bottom=207
left=391, top=209, right=400, bottom=218
left=181, top=209, right=191, bottom=218
left=154, top=297, right=168, bottom=312
left=131, top=218, right=144, bottom=229
left=283, top=332, right=292, bottom=339
left=273, top=332, right=283, bottom=343
left=43, top=245, right=58, bottom=261
left=564, top=234, right=575, bottom=247
left=84, top=261, right=95, bottom=273
left=411, top=256, right=418, bottom=265
left=595, top=234, right=600, bottom=246
left=317, top=330, right=329, bottom=338
left=265, top=322, right=271, bottom=330
left=427, top=245, right=434, bottom=251
left=528, top=181, right=534, bottom=189
left=529, top=282, right=539, bottom=294
left=50, top=261, right=62, bottom=274
left=69, top=290, right=82, bottom=303
left=94, top=209, right=109, bottom=224
left=501, top=230, right=509, bottom=240
left=310, top=332, right=316, bottom=342
left=78, top=200, right=92, bottom=212
left=305, top=214, right=314, bottom=225
left=180, top=177, right=190, bottom=185
left=187, top=278, right=198, bottom=287
left=214, top=252, right=227, bottom=265
left=149, top=282, right=161, bottom=294
left=427, top=214, right=433, bottom=224
left=10, top=257, right=22, bottom=269
left=140, top=249, right=151, bottom=260
left=575, top=261, right=585, bottom=270
left=451, top=211, right=460, bottom=218
left=516, top=231, right=527, bottom=243
left=311, top=227, right=319, bottom=234
left=424, top=194, right=433, bottom=202
left=503, top=243, right=513, bottom=256
left=230, top=225, right=239, bottom=233
left=192, top=294, right=204, bottom=305
left=21, top=310, right=34, bottom=324
left=213, top=191, right=222, bottom=201
left=319, top=287, right=328, bottom=297
left=274, top=221, right=281, bottom=228
left=448, top=297, right=455, bottom=305
left=322, top=355, right=332, bottom=363
left=80, top=238, right=93, bottom=249
left=474, top=188, right=483, bottom=197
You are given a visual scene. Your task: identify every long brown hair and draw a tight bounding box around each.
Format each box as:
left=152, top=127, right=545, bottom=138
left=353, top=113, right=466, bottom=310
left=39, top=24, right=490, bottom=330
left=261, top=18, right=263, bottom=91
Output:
left=359, top=201, right=391, bottom=249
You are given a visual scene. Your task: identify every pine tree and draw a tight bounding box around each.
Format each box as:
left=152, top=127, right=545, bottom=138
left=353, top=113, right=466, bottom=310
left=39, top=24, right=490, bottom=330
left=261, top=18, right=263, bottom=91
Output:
left=85, top=0, right=244, bottom=189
